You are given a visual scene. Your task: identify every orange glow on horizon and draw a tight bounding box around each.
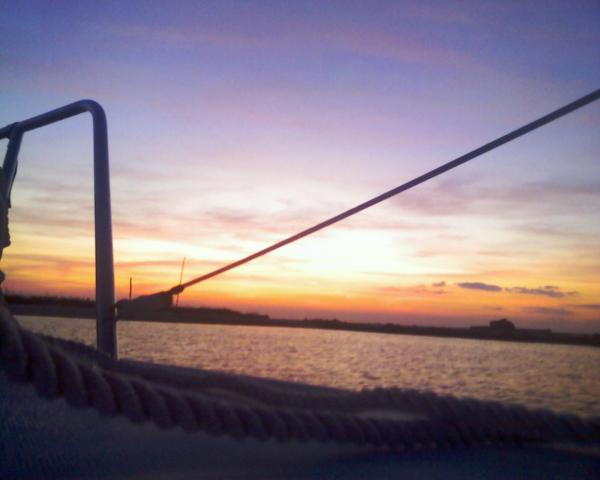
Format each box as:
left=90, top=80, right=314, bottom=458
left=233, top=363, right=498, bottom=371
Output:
left=4, top=230, right=599, bottom=332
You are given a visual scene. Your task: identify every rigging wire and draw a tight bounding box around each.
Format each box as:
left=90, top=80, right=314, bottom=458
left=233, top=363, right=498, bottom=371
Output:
left=175, top=257, right=186, bottom=306
left=164, top=89, right=600, bottom=296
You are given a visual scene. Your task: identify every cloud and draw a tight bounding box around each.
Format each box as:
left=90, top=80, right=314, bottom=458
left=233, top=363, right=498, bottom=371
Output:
left=506, top=286, right=578, bottom=299
left=374, top=285, right=446, bottom=296
left=432, top=281, right=446, bottom=287
left=391, top=177, right=600, bottom=219
left=451, top=282, right=579, bottom=301
left=456, top=282, right=502, bottom=292
left=4, top=253, right=93, bottom=270
left=106, top=12, right=473, bottom=69
left=569, top=304, right=600, bottom=311
left=524, top=307, right=573, bottom=317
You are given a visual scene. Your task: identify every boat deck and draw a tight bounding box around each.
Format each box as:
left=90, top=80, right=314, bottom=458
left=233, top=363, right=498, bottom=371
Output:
left=2, top=373, right=599, bottom=479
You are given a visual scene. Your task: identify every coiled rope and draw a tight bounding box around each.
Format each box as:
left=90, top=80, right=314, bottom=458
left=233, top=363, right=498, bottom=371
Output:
left=2, top=307, right=599, bottom=450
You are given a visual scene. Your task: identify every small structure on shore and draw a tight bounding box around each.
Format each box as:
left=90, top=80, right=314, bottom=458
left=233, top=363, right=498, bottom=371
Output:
left=489, top=318, right=516, bottom=334
left=471, top=318, right=515, bottom=336
left=470, top=318, right=553, bottom=340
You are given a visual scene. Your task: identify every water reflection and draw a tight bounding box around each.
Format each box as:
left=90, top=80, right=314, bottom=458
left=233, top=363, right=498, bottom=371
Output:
left=17, top=316, right=600, bottom=417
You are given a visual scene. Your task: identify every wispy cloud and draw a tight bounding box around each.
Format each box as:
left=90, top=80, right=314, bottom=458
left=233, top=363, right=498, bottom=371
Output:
left=456, top=281, right=580, bottom=298
left=506, top=286, right=577, bottom=299
left=374, top=284, right=447, bottom=296
left=4, top=253, right=93, bottom=269
left=105, top=11, right=473, bottom=69
left=457, top=282, right=502, bottom=292
left=524, top=306, right=573, bottom=317
left=569, top=304, right=600, bottom=311
left=392, top=177, right=600, bottom=219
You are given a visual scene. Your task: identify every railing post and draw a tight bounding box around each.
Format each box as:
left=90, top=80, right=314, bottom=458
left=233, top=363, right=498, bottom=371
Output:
left=89, top=103, right=117, bottom=358
left=0, top=100, right=117, bottom=358
left=1, top=126, right=23, bottom=205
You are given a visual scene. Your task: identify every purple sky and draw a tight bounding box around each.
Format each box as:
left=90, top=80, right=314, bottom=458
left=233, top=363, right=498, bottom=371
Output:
left=1, top=1, right=600, bottom=332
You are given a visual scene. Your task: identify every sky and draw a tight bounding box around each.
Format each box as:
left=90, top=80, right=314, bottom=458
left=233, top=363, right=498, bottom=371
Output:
left=1, top=1, right=599, bottom=332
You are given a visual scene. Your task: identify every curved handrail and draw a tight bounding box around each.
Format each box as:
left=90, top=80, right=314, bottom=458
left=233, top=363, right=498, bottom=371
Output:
left=0, top=100, right=116, bottom=358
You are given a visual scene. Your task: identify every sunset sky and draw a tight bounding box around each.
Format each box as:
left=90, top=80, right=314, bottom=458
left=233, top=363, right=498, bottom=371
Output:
left=1, top=1, right=599, bottom=332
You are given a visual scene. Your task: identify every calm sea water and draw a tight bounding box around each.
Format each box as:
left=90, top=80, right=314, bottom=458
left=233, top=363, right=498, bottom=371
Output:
left=16, top=315, right=600, bottom=418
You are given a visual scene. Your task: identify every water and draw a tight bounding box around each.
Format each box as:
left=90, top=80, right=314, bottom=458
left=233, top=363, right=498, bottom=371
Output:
left=16, top=315, right=600, bottom=418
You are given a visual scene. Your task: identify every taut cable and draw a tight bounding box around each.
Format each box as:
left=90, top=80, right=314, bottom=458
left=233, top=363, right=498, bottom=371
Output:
left=150, top=89, right=600, bottom=298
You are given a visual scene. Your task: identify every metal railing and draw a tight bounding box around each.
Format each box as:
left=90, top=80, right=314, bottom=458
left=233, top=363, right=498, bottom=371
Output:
left=0, top=100, right=117, bottom=358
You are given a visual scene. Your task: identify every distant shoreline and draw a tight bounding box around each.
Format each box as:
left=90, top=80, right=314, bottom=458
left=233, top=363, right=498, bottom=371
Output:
left=7, top=294, right=599, bottom=349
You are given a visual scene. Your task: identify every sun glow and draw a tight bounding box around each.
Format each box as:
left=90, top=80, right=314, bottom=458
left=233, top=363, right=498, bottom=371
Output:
left=2, top=2, right=599, bottom=333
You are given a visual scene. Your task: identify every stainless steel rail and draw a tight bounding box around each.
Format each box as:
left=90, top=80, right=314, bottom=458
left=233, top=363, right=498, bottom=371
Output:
left=0, top=100, right=116, bottom=358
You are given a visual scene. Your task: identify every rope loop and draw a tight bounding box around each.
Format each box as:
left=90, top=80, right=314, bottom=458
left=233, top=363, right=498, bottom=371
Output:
left=1, top=309, right=599, bottom=450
